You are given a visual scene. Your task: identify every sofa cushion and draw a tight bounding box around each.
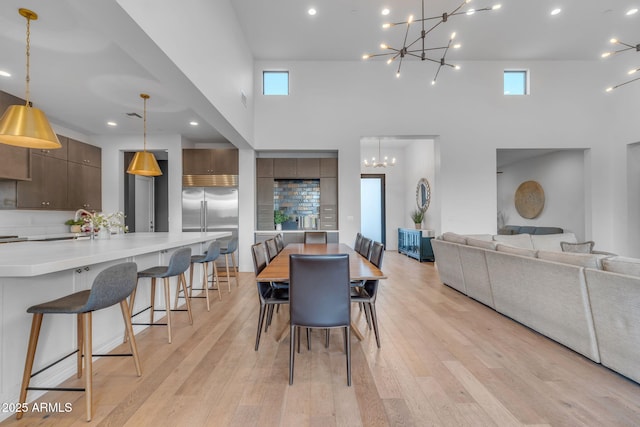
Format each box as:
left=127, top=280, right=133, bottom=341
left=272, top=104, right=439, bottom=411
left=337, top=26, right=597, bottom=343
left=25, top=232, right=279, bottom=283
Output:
left=496, top=243, right=537, bottom=258
left=442, top=232, right=467, bottom=244
left=464, top=234, right=494, bottom=242
left=493, top=233, right=534, bottom=249
left=561, top=241, right=594, bottom=254
left=537, top=250, right=606, bottom=269
left=531, top=233, right=577, bottom=251
left=466, top=237, right=497, bottom=250
left=602, top=256, right=640, bottom=277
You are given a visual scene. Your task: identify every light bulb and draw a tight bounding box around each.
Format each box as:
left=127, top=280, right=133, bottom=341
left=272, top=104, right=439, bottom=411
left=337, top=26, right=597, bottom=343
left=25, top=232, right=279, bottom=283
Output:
left=0, top=70, right=11, bottom=77
left=453, top=43, right=461, bottom=49
left=386, top=58, right=393, bottom=64
left=380, top=43, right=388, bottom=49
left=610, top=38, right=618, bottom=44
left=391, top=158, right=396, bottom=165
left=431, top=80, right=436, bottom=85
left=451, top=32, right=456, bottom=40
left=308, top=8, right=317, bottom=16
left=396, top=72, right=401, bottom=78
left=454, top=65, right=461, bottom=70
left=382, top=23, right=391, bottom=29
left=626, top=8, right=638, bottom=16
left=601, top=52, right=611, bottom=58
left=381, top=8, right=390, bottom=16
left=466, top=9, right=476, bottom=15
left=550, top=8, right=561, bottom=16
left=629, top=68, right=638, bottom=75
left=606, top=87, right=613, bottom=92
left=408, top=14, right=414, bottom=23
left=492, top=4, right=502, bottom=10
left=362, top=54, right=371, bottom=60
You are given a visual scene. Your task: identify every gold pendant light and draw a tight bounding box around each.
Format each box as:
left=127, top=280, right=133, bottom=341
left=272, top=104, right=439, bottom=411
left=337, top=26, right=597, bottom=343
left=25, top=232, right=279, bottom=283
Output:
left=126, top=93, right=162, bottom=176
left=0, top=9, right=61, bottom=149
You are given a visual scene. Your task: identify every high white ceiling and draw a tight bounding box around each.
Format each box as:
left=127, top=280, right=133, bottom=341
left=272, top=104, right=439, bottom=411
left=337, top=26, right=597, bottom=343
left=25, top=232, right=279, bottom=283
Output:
left=0, top=0, right=637, bottom=143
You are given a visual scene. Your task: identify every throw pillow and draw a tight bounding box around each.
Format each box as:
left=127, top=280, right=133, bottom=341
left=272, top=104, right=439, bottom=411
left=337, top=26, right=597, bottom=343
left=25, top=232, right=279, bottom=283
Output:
left=560, top=241, right=594, bottom=254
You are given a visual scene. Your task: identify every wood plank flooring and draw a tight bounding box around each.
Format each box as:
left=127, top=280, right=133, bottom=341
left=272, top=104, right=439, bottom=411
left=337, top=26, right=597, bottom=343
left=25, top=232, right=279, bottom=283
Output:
left=2, top=251, right=639, bottom=426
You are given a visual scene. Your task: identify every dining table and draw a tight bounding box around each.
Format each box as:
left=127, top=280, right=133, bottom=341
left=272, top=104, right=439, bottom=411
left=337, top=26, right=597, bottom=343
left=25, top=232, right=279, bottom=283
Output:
left=255, top=242, right=387, bottom=341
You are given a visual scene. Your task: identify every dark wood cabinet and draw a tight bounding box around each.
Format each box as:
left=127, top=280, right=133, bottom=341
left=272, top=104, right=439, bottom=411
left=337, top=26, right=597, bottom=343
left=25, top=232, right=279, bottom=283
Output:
left=319, top=177, right=338, bottom=230
left=0, top=91, right=31, bottom=180
left=17, top=154, right=67, bottom=209
left=273, top=158, right=297, bottom=178
left=183, top=149, right=239, bottom=175
left=320, top=158, right=338, bottom=177
left=296, top=158, right=320, bottom=178
left=67, top=161, right=101, bottom=211
left=257, top=178, right=275, bottom=230
left=68, top=137, right=100, bottom=167
left=256, top=158, right=274, bottom=177
left=35, top=135, right=68, bottom=160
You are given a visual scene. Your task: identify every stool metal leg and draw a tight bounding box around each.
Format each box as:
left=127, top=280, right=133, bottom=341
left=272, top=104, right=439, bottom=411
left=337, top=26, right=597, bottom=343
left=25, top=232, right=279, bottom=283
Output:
left=16, top=313, right=43, bottom=420
left=224, top=254, right=232, bottom=293
left=211, top=262, right=222, bottom=301
left=150, top=278, right=157, bottom=324
left=180, top=273, right=193, bottom=325
left=231, top=252, right=238, bottom=287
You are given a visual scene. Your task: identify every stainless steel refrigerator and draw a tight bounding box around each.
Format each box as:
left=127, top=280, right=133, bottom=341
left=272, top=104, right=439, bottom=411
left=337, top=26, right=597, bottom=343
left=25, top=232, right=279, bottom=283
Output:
left=182, top=187, right=238, bottom=238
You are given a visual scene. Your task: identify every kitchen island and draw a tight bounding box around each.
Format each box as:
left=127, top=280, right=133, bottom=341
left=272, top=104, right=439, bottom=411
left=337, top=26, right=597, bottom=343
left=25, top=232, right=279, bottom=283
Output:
left=0, top=232, right=230, bottom=419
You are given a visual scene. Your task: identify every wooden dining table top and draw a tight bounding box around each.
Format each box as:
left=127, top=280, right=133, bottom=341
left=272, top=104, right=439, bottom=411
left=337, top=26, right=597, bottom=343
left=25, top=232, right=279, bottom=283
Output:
left=256, top=243, right=387, bottom=282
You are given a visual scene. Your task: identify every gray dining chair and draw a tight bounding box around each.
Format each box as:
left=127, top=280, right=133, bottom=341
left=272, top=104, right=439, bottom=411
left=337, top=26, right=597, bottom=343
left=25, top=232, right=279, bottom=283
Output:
left=304, top=231, right=328, bottom=244
left=184, top=240, right=222, bottom=310
left=220, top=237, right=238, bottom=291
left=17, top=262, right=142, bottom=422
left=289, top=254, right=351, bottom=385
left=351, top=241, right=384, bottom=348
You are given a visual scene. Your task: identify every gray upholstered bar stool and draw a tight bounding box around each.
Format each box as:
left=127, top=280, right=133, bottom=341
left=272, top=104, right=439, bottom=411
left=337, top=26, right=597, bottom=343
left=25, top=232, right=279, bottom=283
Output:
left=17, top=262, right=142, bottom=422
left=183, top=240, right=222, bottom=311
left=129, top=247, right=192, bottom=344
left=219, top=237, right=238, bottom=291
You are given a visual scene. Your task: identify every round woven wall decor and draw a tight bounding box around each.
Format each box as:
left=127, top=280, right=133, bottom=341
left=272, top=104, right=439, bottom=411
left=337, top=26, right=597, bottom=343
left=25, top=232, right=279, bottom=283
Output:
left=515, top=180, right=545, bottom=219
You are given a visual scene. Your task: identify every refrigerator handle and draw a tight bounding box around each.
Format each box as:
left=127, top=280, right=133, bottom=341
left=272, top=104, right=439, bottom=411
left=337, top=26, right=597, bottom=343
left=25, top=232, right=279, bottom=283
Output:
left=203, top=200, right=208, bottom=231
left=200, top=200, right=204, bottom=232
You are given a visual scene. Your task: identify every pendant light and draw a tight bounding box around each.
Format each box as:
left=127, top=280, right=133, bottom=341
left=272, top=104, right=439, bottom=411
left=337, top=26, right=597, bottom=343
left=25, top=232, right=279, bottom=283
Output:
left=0, top=9, right=61, bottom=149
left=363, top=138, right=396, bottom=168
left=126, top=93, right=162, bottom=176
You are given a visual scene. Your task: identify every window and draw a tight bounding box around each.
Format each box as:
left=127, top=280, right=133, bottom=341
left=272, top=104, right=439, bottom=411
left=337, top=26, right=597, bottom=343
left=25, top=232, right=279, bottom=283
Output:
left=263, top=71, right=289, bottom=95
left=504, top=70, right=528, bottom=95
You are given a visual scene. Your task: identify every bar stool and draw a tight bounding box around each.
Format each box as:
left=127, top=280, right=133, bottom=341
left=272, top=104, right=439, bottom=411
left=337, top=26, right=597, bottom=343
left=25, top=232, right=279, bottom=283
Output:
left=17, top=262, right=141, bottom=422
left=219, top=237, right=238, bottom=291
left=129, top=247, right=192, bottom=344
left=182, top=240, right=221, bottom=311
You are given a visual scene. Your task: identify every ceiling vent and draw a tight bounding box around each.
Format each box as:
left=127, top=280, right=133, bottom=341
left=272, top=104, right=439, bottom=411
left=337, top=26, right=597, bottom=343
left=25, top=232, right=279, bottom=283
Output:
left=126, top=112, right=142, bottom=118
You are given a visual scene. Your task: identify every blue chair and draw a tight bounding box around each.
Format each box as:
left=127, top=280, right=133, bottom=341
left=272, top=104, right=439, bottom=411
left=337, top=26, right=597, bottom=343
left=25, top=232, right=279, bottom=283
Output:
left=130, top=247, right=192, bottom=344
left=17, top=263, right=142, bottom=422
left=220, top=237, right=238, bottom=291
left=183, top=241, right=222, bottom=311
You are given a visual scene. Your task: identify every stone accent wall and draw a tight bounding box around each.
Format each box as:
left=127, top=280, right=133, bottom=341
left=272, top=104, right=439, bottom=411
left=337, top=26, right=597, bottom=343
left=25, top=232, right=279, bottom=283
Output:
left=274, top=179, right=320, bottom=219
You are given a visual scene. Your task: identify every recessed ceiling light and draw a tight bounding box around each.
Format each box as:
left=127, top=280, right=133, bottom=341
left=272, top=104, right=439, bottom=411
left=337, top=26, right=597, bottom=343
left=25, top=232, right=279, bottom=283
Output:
left=308, top=8, right=317, bottom=16
left=0, top=70, right=11, bottom=77
left=627, top=8, right=638, bottom=16
left=189, top=121, right=199, bottom=126
left=550, top=8, right=561, bottom=16
left=107, top=121, right=117, bottom=127
left=381, top=8, right=390, bottom=16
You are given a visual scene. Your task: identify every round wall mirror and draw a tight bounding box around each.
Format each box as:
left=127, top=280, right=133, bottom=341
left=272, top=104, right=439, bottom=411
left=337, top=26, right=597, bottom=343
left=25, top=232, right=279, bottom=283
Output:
left=416, top=178, right=431, bottom=212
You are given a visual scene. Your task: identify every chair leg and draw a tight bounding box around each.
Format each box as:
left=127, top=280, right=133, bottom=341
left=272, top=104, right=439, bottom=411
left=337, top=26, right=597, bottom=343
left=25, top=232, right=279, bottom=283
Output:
left=325, top=329, right=330, bottom=348
left=77, top=314, right=83, bottom=378
left=369, top=303, right=381, bottom=348
left=224, top=254, right=232, bottom=293
left=16, top=313, right=43, bottom=420
left=345, top=326, right=352, bottom=386
left=289, top=324, right=296, bottom=385
left=120, top=300, right=142, bottom=376
left=255, top=304, right=266, bottom=351
left=189, top=262, right=195, bottom=297
left=150, top=278, right=157, bottom=324
left=231, top=252, right=238, bottom=287
left=212, top=262, right=221, bottom=301
left=163, top=277, right=172, bottom=344
left=83, top=312, right=93, bottom=421
left=202, top=262, right=210, bottom=311
left=306, top=328, right=311, bottom=351
left=363, top=303, right=372, bottom=330
left=181, top=273, right=193, bottom=325
left=265, top=305, right=274, bottom=332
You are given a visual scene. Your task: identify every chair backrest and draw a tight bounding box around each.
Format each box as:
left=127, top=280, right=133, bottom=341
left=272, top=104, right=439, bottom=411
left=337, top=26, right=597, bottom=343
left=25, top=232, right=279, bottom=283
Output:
left=354, top=233, right=363, bottom=251
left=251, top=242, right=268, bottom=275
left=274, top=234, right=284, bottom=253
left=304, top=231, right=328, bottom=244
left=202, top=241, right=221, bottom=263
left=265, top=238, right=279, bottom=262
left=165, top=247, right=192, bottom=276
left=369, top=241, right=385, bottom=268
left=289, top=254, right=350, bottom=328
left=358, top=237, right=372, bottom=259
left=83, top=262, right=138, bottom=311
left=225, top=237, right=238, bottom=253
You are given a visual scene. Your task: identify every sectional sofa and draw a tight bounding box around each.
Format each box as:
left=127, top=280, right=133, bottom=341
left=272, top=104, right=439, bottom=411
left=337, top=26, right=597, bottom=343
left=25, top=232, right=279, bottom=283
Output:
left=431, top=232, right=640, bottom=385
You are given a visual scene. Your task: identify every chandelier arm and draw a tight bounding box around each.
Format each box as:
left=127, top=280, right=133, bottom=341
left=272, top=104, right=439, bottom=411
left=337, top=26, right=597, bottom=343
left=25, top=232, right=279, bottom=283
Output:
left=611, top=76, right=640, bottom=90
left=448, top=0, right=470, bottom=17
left=432, top=64, right=444, bottom=83
left=366, top=52, right=399, bottom=59
left=407, top=46, right=448, bottom=53
left=406, top=52, right=426, bottom=60
left=402, top=22, right=413, bottom=51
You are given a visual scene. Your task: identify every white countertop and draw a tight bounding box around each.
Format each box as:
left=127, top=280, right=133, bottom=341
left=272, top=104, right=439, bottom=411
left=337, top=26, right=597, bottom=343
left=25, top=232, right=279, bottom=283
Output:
left=0, top=232, right=231, bottom=277
left=255, top=230, right=339, bottom=233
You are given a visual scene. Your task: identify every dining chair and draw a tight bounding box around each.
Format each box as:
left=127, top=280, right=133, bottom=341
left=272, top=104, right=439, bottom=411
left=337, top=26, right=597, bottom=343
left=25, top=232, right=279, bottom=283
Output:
left=354, top=232, right=363, bottom=251
left=351, top=241, right=384, bottom=348
left=274, top=233, right=285, bottom=253
left=252, top=243, right=289, bottom=351
left=304, top=231, right=328, bottom=244
left=358, top=237, right=373, bottom=259
left=220, top=237, right=238, bottom=291
left=17, top=263, right=142, bottom=422
left=289, top=254, right=351, bottom=385
left=265, top=238, right=279, bottom=262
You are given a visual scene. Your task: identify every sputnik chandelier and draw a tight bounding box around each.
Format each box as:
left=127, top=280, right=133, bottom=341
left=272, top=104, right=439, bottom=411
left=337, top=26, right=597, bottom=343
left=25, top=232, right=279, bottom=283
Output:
left=602, top=38, right=640, bottom=91
left=363, top=139, right=396, bottom=168
left=363, top=0, right=501, bottom=84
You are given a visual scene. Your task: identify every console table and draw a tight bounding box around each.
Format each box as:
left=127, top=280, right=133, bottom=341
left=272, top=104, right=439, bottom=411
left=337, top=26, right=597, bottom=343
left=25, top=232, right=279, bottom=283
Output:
left=398, top=228, right=434, bottom=262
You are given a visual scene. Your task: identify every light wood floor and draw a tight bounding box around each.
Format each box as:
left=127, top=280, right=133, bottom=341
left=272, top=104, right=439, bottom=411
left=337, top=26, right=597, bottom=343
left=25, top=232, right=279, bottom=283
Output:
left=3, top=251, right=639, bottom=426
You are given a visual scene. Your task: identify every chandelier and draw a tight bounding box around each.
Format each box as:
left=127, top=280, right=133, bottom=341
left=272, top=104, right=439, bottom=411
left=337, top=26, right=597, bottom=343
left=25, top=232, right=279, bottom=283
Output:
left=363, top=139, right=396, bottom=168
left=126, top=94, right=162, bottom=176
left=602, top=38, right=640, bottom=91
left=363, top=0, right=501, bottom=84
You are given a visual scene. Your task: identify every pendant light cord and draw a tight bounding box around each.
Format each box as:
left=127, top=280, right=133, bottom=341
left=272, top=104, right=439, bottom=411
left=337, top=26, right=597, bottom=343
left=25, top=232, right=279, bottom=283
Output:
left=143, top=96, right=147, bottom=152
left=24, top=14, right=31, bottom=107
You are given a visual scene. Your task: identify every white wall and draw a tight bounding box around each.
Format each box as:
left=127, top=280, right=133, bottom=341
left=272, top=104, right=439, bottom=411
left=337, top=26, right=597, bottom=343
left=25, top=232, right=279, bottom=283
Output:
left=497, top=150, right=586, bottom=241
left=405, top=140, right=437, bottom=232
left=251, top=58, right=640, bottom=255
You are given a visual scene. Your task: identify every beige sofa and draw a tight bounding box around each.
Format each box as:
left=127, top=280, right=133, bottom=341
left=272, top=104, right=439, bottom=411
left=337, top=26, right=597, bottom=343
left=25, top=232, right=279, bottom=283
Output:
left=432, top=232, right=640, bottom=384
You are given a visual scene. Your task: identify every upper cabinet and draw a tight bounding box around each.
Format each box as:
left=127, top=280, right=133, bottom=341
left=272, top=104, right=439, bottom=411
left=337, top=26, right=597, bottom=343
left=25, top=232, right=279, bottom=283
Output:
left=183, top=149, right=239, bottom=175
left=68, top=138, right=101, bottom=167
left=273, top=158, right=297, bottom=178
left=269, top=158, right=327, bottom=179
left=256, top=158, right=274, bottom=177
left=0, top=91, right=31, bottom=180
left=320, top=158, right=338, bottom=177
